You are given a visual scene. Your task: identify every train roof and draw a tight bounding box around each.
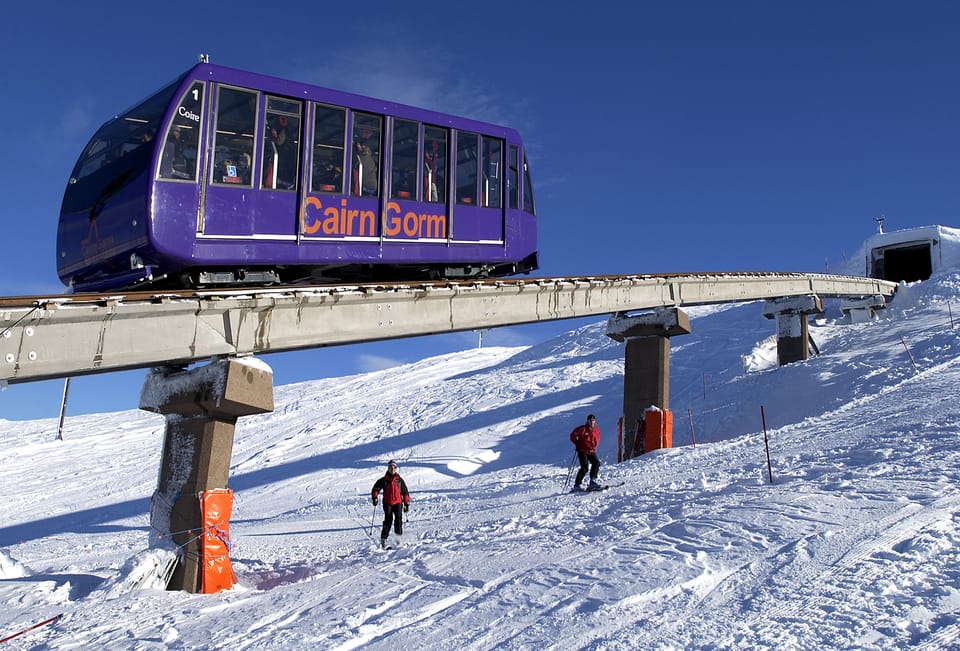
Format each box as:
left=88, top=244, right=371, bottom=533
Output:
left=180, top=62, right=523, bottom=142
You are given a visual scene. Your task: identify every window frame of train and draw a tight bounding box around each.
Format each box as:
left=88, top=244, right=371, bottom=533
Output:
left=68, top=80, right=174, bottom=185
left=481, top=136, right=502, bottom=209
left=351, top=112, right=382, bottom=197
left=423, top=126, right=447, bottom=204
left=508, top=145, right=519, bottom=209
left=522, top=150, right=536, bottom=215
left=310, top=103, right=347, bottom=194
left=456, top=131, right=479, bottom=206
left=389, top=121, right=456, bottom=205
left=158, top=81, right=205, bottom=183
left=209, top=85, right=258, bottom=188
left=260, top=95, right=302, bottom=192
left=202, top=84, right=305, bottom=238
left=390, top=118, right=419, bottom=201
left=456, top=132, right=504, bottom=208
left=62, top=75, right=180, bottom=220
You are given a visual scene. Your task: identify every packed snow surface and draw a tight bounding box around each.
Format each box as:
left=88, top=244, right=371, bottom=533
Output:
left=2, top=226, right=960, bottom=649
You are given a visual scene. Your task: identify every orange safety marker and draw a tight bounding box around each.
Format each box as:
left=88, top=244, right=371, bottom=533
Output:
left=199, top=488, right=236, bottom=594
left=643, top=408, right=673, bottom=454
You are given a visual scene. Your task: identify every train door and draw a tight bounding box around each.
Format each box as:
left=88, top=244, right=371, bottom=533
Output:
left=200, top=84, right=301, bottom=239
left=451, top=131, right=504, bottom=243
left=256, top=95, right=302, bottom=236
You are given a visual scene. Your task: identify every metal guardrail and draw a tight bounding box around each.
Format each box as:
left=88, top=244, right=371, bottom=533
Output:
left=0, top=273, right=897, bottom=384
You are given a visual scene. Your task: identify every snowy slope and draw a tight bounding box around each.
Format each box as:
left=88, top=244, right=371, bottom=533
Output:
left=2, top=229, right=960, bottom=649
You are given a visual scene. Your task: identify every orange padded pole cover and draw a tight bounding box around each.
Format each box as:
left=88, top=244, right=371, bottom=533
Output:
left=643, top=409, right=673, bottom=453
left=199, top=488, right=236, bottom=594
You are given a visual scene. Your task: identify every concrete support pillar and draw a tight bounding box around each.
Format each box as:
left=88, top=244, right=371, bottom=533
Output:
left=140, top=358, right=274, bottom=593
left=761, top=296, right=823, bottom=365
left=606, top=308, right=691, bottom=459
left=840, top=294, right=886, bottom=324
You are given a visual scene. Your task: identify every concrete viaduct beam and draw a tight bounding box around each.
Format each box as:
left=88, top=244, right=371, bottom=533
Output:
left=0, top=273, right=898, bottom=385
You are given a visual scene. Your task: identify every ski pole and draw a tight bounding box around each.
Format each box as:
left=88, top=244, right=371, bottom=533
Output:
left=562, top=451, right=577, bottom=491
left=0, top=614, right=62, bottom=644
left=369, top=501, right=377, bottom=536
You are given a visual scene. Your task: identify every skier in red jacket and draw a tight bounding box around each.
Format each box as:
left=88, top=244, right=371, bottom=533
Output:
left=570, top=414, right=602, bottom=491
left=371, top=460, right=411, bottom=548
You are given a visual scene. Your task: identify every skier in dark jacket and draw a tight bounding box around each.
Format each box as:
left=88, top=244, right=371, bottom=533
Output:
left=570, top=414, right=602, bottom=491
left=371, top=460, right=411, bottom=548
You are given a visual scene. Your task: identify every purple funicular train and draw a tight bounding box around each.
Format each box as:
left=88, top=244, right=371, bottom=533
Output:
left=57, top=62, right=539, bottom=292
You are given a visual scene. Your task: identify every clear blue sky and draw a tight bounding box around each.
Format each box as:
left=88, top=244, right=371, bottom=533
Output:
left=1, top=1, right=958, bottom=420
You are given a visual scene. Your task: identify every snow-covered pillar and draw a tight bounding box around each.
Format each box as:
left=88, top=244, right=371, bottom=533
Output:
left=761, top=295, right=824, bottom=365
left=606, top=308, right=691, bottom=460
left=140, top=357, right=274, bottom=593
left=840, top=294, right=886, bottom=324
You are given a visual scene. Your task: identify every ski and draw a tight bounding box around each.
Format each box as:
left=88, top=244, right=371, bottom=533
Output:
left=570, top=481, right=625, bottom=494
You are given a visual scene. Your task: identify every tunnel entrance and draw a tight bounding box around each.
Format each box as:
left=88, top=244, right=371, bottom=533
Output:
left=870, top=240, right=934, bottom=283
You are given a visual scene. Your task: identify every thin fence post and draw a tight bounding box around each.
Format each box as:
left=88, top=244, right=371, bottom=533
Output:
left=760, top=405, right=773, bottom=484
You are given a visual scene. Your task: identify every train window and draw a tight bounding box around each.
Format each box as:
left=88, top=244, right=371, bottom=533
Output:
left=159, top=81, right=204, bottom=182
left=262, top=96, right=301, bottom=191
left=211, top=86, right=256, bottom=187
left=423, top=126, right=447, bottom=203
left=391, top=119, right=419, bottom=200
left=508, top=146, right=519, bottom=210
left=522, top=152, right=536, bottom=215
left=456, top=131, right=479, bottom=205
left=311, top=104, right=346, bottom=193
left=481, top=137, right=502, bottom=209
left=351, top=113, right=382, bottom=197
left=71, top=77, right=179, bottom=183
